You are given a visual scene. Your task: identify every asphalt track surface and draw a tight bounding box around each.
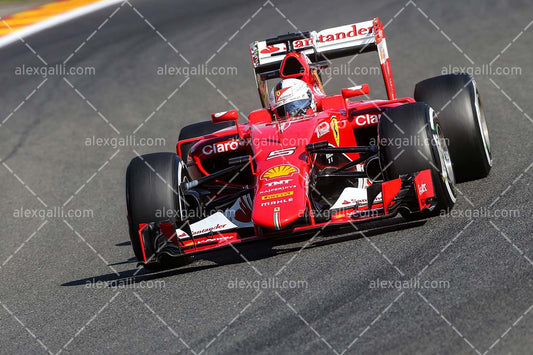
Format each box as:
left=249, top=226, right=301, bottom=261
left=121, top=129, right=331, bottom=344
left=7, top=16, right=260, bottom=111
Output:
left=0, top=0, right=532, bottom=354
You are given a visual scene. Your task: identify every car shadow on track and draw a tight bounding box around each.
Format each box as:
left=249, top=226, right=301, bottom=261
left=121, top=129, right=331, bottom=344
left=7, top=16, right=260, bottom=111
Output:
left=271, top=218, right=426, bottom=255
left=62, top=217, right=425, bottom=288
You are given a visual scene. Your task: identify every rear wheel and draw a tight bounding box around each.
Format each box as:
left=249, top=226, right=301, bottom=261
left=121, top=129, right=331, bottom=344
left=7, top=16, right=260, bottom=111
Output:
left=379, top=103, right=456, bottom=218
left=414, top=73, right=491, bottom=182
left=126, top=152, right=191, bottom=266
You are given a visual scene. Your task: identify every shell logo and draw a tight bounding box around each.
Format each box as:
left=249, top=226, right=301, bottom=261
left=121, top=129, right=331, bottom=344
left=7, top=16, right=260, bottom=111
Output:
left=261, top=165, right=299, bottom=180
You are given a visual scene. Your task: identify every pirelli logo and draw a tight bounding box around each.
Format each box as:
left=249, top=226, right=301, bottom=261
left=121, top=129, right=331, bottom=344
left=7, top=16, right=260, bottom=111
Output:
left=261, top=191, right=294, bottom=201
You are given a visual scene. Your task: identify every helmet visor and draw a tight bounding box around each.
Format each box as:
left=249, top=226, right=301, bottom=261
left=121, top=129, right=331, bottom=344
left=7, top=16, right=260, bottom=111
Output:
left=275, top=98, right=312, bottom=118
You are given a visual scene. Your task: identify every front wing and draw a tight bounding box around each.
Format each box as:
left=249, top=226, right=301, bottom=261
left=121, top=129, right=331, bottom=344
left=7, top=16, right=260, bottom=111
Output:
left=136, top=169, right=436, bottom=266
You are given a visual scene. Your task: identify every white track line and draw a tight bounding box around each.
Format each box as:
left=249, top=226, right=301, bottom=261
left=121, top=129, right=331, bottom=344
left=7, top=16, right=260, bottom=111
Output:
left=0, top=0, right=126, bottom=49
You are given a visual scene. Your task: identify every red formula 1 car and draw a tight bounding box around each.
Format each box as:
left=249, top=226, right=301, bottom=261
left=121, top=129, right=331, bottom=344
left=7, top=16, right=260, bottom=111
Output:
left=126, top=18, right=492, bottom=268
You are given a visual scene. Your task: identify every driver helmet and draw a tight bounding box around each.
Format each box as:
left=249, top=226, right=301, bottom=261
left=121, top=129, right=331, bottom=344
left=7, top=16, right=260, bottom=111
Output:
left=269, top=78, right=316, bottom=119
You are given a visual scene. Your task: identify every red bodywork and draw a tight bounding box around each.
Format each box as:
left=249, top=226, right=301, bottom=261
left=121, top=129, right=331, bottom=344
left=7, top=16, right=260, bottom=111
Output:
left=135, top=18, right=437, bottom=262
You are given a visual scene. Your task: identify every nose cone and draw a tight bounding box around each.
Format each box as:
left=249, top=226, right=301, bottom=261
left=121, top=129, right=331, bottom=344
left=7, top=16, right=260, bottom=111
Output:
left=252, top=167, right=307, bottom=230
left=249, top=115, right=317, bottom=231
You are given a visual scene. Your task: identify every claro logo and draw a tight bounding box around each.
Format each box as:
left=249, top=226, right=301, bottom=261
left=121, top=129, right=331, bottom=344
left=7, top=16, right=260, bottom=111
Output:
left=202, top=140, right=240, bottom=155
left=355, top=114, right=380, bottom=127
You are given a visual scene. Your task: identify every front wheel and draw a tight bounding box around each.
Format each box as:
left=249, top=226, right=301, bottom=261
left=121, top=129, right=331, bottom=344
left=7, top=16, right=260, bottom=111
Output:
left=414, top=73, right=491, bottom=182
left=379, top=103, right=457, bottom=219
left=125, top=152, right=191, bottom=267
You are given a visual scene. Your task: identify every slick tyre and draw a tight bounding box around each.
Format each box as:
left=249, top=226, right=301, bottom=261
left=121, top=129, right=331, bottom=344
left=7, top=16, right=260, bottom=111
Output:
left=126, top=152, right=186, bottom=263
left=379, top=103, right=457, bottom=219
left=414, top=73, right=492, bottom=182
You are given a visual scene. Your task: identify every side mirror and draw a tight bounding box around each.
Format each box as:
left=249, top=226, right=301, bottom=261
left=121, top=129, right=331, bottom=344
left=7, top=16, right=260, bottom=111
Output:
left=211, top=110, right=238, bottom=124
left=211, top=109, right=242, bottom=137
left=341, top=84, right=370, bottom=99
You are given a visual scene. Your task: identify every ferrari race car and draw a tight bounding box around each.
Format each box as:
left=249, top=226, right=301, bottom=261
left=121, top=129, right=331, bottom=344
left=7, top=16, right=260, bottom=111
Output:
left=126, top=18, right=492, bottom=269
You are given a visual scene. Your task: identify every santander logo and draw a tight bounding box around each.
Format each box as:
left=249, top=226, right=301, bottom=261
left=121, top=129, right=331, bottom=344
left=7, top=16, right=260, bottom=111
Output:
left=261, top=45, right=280, bottom=54
left=260, top=24, right=374, bottom=55
left=192, top=223, right=227, bottom=237
left=295, top=25, right=373, bottom=48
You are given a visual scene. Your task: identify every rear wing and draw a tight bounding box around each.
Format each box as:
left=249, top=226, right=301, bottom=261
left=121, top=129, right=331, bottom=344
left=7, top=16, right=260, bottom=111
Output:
left=249, top=17, right=396, bottom=104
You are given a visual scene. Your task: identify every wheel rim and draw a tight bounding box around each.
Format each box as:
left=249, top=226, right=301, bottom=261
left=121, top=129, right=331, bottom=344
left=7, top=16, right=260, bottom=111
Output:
left=474, top=84, right=492, bottom=167
left=434, top=122, right=457, bottom=203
